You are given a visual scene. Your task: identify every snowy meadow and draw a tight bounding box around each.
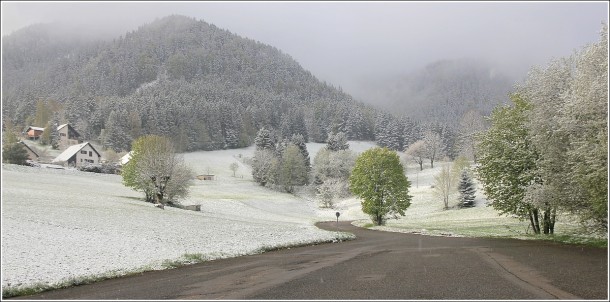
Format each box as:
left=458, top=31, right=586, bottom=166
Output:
left=1, top=141, right=594, bottom=296
left=1, top=143, right=358, bottom=294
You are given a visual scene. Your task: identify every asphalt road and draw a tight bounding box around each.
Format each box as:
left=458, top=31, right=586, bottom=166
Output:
left=15, top=221, right=608, bottom=300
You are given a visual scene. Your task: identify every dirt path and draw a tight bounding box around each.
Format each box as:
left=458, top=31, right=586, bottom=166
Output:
left=14, top=221, right=607, bottom=300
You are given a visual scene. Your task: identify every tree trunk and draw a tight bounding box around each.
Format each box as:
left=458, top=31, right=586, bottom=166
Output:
left=532, top=208, right=541, bottom=234
left=543, top=209, right=550, bottom=234
left=549, top=207, right=556, bottom=234
left=528, top=209, right=541, bottom=234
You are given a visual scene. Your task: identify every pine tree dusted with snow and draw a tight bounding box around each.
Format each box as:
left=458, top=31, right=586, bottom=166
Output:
left=254, top=127, right=275, bottom=151
left=49, top=113, right=61, bottom=150
left=457, top=170, right=476, bottom=208
left=326, top=131, right=349, bottom=151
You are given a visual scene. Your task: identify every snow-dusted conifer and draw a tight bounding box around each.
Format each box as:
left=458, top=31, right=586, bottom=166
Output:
left=326, top=131, right=349, bottom=151
left=254, top=127, right=275, bottom=151
left=457, top=170, right=476, bottom=208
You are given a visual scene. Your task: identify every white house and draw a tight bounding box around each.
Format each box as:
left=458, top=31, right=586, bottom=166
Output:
left=120, top=151, right=133, bottom=166
left=52, top=142, right=101, bottom=167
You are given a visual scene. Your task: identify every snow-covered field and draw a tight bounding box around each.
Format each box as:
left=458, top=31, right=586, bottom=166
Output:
left=2, top=140, right=584, bottom=294
left=1, top=142, right=366, bottom=292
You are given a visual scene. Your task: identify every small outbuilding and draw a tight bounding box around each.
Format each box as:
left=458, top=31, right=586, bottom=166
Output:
left=196, top=174, right=215, bottom=181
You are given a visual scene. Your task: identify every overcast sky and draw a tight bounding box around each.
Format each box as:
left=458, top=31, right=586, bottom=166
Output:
left=2, top=1, right=608, bottom=94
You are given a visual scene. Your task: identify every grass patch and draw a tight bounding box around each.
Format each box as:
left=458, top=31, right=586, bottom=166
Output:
left=2, top=283, right=52, bottom=299
left=1, top=268, right=144, bottom=299
left=527, top=234, right=607, bottom=248
left=360, top=219, right=607, bottom=249
left=255, top=234, right=356, bottom=254
left=161, top=253, right=210, bottom=269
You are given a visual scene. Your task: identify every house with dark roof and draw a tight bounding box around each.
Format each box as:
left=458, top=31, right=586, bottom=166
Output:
left=57, top=123, right=82, bottom=149
left=52, top=142, right=101, bottom=167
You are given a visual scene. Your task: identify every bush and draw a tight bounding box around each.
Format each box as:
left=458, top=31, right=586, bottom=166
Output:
left=78, top=163, right=121, bottom=174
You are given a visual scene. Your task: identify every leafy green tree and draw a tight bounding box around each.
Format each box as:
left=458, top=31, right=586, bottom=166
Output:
left=40, top=111, right=60, bottom=147
left=278, top=144, right=308, bottom=193
left=349, top=147, right=412, bottom=225
left=122, top=135, right=193, bottom=207
left=40, top=122, right=51, bottom=146
left=475, top=94, right=546, bottom=234
left=290, top=133, right=311, bottom=172
left=519, top=24, right=608, bottom=233
left=33, top=100, right=52, bottom=128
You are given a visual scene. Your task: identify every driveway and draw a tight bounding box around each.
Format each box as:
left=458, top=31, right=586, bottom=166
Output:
left=14, top=221, right=608, bottom=299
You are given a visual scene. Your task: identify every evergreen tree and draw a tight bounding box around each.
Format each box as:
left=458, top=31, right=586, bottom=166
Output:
left=375, top=113, right=389, bottom=148
left=254, top=127, right=275, bottom=151
left=49, top=113, right=60, bottom=149
left=291, top=110, right=308, bottom=142
left=457, top=170, right=476, bottom=208
left=224, top=128, right=240, bottom=149
left=326, top=131, right=349, bottom=151
left=386, top=119, right=402, bottom=151
left=2, top=132, right=29, bottom=165
left=101, top=110, right=130, bottom=152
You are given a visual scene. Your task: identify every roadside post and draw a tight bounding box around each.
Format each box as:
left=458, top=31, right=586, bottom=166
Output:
left=334, top=212, right=341, bottom=232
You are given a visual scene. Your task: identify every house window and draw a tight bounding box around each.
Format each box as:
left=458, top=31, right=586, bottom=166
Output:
left=81, top=150, right=87, bottom=154
left=89, top=151, right=92, bottom=157
left=60, top=133, right=66, bottom=136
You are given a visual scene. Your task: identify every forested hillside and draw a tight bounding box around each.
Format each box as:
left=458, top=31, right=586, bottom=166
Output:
left=2, top=15, right=379, bottom=152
